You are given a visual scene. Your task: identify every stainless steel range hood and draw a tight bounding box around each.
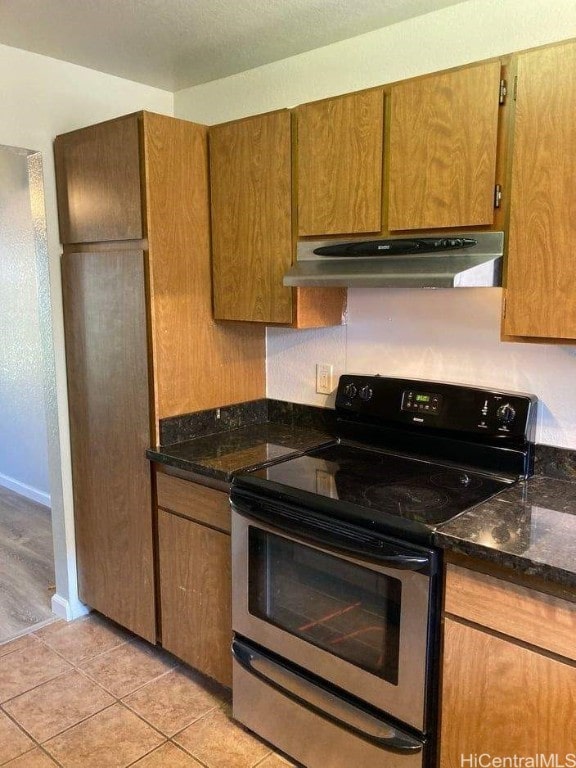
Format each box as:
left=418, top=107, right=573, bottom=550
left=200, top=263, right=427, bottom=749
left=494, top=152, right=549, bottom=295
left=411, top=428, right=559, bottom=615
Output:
left=284, top=232, right=504, bottom=288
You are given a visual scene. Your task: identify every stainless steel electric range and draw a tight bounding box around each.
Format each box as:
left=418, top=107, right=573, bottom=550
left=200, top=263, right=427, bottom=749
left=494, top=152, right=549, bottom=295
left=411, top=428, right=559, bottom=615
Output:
left=230, top=375, right=537, bottom=768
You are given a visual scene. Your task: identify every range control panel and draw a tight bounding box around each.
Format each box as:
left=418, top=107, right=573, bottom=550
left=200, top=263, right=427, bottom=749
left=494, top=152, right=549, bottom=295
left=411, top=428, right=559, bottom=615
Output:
left=401, top=390, right=443, bottom=415
left=336, top=374, right=537, bottom=441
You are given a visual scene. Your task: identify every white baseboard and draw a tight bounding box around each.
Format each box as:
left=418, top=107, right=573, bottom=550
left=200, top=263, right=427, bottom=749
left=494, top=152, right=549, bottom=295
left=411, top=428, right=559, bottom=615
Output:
left=51, top=593, right=90, bottom=621
left=0, top=472, right=51, bottom=507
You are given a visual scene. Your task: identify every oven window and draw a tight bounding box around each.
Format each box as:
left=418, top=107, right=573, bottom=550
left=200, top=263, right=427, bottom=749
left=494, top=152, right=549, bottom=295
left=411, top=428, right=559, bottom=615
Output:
left=248, top=528, right=402, bottom=684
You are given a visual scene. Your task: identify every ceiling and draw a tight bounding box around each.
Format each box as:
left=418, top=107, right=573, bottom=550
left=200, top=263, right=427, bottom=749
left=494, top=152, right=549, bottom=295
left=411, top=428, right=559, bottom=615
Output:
left=0, top=0, right=469, bottom=92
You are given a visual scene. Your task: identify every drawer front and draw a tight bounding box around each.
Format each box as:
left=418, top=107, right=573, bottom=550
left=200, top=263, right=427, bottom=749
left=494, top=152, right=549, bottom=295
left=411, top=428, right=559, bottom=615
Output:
left=156, top=471, right=231, bottom=533
left=444, top=563, right=576, bottom=662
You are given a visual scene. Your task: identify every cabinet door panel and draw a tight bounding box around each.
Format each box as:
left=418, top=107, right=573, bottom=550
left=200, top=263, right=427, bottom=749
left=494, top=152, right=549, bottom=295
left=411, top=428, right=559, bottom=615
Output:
left=54, top=113, right=143, bottom=243
left=297, top=89, right=384, bottom=236
left=158, top=509, right=232, bottom=687
left=440, top=617, right=576, bottom=766
left=388, top=62, right=501, bottom=231
left=504, top=41, right=576, bottom=339
left=210, top=110, right=293, bottom=324
left=61, top=250, right=155, bottom=642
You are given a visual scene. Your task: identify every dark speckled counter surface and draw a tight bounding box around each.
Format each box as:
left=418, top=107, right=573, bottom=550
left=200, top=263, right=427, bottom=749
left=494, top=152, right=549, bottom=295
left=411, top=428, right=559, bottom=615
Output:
left=434, top=474, right=576, bottom=592
left=147, top=422, right=335, bottom=482
left=149, top=399, right=576, bottom=593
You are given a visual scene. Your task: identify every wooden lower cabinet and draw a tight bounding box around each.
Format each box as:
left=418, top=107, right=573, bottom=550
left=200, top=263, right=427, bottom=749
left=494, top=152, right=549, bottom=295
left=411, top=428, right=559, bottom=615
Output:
left=440, top=564, right=576, bottom=766
left=156, top=474, right=232, bottom=687
left=440, top=617, right=576, bottom=764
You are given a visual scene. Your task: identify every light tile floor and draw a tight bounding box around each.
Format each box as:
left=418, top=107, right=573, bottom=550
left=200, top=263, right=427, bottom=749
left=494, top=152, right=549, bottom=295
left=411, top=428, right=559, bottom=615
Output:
left=0, top=614, right=297, bottom=767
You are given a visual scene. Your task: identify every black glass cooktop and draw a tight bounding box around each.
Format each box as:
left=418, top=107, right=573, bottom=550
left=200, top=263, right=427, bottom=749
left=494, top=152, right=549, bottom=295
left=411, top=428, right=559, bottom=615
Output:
left=251, top=443, right=511, bottom=528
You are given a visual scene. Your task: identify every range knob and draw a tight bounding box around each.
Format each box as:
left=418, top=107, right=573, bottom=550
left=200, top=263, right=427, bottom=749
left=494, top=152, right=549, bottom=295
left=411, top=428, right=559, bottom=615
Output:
left=496, top=403, right=516, bottom=425
left=359, top=385, right=374, bottom=402
left=344, top=383, right=358, bottom=399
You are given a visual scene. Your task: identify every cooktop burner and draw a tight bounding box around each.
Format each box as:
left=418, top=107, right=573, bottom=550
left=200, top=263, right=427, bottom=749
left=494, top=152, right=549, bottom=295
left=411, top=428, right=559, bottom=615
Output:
left=234, top=375, right=537, bottom=544
left=251, top=443, right=509, bottom=527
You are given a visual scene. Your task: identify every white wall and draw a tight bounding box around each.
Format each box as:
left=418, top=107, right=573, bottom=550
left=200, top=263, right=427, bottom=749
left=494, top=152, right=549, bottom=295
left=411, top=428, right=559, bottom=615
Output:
left=0, top=147, right=50, bottom=505
left=0, top=43, right=173, bottom=618
left=175, top=0, right=576, bottom=450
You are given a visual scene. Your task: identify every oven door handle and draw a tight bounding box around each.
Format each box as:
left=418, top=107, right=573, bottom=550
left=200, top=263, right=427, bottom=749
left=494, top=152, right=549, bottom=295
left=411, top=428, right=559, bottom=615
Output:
left=232, top=638, right=424, bottom=754
left=231, top=494, right=433, bottom=572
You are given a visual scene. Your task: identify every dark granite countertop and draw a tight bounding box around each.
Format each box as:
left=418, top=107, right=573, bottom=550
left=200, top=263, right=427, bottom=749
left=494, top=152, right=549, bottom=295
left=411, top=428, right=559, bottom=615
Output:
left=434, top=474, right=576, bottom=593
left=149, top=398, right=575, bottom=594
left=147, top=422, right=335, bottom=482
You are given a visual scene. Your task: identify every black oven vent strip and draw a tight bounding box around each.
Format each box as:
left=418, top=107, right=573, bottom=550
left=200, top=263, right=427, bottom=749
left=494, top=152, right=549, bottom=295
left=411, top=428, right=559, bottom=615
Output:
left=231, top=486, right=436, bottom=574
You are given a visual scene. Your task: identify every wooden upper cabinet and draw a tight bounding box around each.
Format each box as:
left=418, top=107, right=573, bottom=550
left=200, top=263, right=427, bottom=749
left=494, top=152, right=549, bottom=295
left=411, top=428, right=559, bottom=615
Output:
left=210, top=110, right=293, bottom=324
left=210, top=110, right=346, bottom=328
left=388, top=61, right=501, bottom=231
left=503, top=40, right=576, bottom=340
left=54, top=113, right=143, bottom=243
left=296, top=89, right=384, bottom=236
left=296, top=88, right=384, bottom=236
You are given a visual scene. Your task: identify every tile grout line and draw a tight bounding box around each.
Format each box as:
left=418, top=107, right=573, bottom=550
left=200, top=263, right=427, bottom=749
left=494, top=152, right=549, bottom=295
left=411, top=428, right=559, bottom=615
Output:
left=73, top=654, right=177, bottom=699
left=33, top=629, right=133, bottom=666
left=1, top=615, right=280, bottom=768
left=0, top=617, right=57, bottom=649
left=0, top=706, right=64, bottom=767
left=0, top=666, right=73, bottom=708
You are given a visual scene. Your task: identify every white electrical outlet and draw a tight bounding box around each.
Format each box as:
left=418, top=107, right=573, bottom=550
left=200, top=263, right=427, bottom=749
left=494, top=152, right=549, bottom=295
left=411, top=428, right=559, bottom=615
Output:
left=316, top=363, right=333, bottom=394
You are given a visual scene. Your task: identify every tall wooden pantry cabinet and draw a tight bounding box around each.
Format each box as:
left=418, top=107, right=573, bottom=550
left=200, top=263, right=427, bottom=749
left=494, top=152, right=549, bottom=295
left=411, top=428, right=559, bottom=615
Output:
left=55, top=111, right=265, bottom=641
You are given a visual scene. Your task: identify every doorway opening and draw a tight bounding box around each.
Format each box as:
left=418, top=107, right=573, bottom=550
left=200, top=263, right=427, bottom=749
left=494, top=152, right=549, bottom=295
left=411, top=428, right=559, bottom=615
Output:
left=0, top=144, right=59, bottom=641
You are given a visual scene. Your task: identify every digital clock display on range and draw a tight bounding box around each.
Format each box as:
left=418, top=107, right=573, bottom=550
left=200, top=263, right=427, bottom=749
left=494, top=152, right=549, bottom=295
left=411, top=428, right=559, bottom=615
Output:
left=402, top=390, right=442, bottom=414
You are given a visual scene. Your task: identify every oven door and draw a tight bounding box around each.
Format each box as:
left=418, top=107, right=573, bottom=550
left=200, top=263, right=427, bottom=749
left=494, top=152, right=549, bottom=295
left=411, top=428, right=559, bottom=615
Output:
left=231, top=489, right=439, bottom=733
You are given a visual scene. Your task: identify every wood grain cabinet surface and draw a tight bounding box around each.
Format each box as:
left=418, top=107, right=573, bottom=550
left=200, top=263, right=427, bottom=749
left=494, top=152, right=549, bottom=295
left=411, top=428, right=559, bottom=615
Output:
left=388, top=61, right=502, bottom=231
left=503, top=40, right=576, bottom=340
left=62, top=249, right=156, bottom=642
left=440, top=564, right=576, bottom=765
left=157, top=474, right=232, bottom=688
left=296, top=89, right=384, bottom=237
left=54, top=113, right=143, bottom=244
left=210, top=109, right=293, bottom=324
left=209, top=109, right=346, bottom=328
left=56, top=111, right=265, bottom=643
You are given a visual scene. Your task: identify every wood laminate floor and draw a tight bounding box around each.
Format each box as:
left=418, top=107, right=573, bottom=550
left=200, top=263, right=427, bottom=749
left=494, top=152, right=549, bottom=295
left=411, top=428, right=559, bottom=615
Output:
left=0, top=486, right=55, bottom=643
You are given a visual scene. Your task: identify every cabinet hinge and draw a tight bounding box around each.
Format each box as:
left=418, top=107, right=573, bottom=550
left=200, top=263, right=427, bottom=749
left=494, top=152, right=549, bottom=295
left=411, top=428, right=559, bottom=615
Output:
left=513, top=75, right=518, bottom=101
left=494, top=184, right=502, bottom=209
left=499, top=79, right=507, bottom=105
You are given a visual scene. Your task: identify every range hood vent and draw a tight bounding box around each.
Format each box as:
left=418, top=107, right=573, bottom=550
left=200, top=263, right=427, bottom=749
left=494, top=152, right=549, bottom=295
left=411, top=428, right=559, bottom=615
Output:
left=284, top=232, right=504, bottom=288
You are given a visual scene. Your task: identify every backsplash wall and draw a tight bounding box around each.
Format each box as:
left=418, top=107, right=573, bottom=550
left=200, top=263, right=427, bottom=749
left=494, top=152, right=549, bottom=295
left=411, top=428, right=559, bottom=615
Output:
left=267, top=289, right=576, bottom=450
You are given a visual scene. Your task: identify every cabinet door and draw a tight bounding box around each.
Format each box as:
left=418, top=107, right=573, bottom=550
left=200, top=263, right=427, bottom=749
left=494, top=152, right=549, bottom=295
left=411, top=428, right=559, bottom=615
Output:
left=504, top=41, right=576, bottom=339
left=388, top=62, right=501, bottom=231
left=210, top=110, right=293, bottom=324
left=440, top=617, right=576, bottom=765
left=297, top=89, right=384, bottom=236
left=158, top=508, right=232, bottom=687
left=54, top=113, right=143, bottom=243
left=61, top=250, right=156, bottom=642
